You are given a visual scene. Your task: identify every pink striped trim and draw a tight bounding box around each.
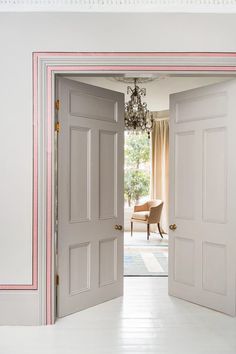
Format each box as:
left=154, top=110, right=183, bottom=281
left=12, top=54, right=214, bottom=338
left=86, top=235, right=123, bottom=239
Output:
left=49, top=65, right=236, bottom=72
left=46, top=67, right=53, bottom=325
left=32, top=53, right=38, bottom=290
left=36, top=51, right=236, bottom=58
left=44, top=53, right=236, bottom=324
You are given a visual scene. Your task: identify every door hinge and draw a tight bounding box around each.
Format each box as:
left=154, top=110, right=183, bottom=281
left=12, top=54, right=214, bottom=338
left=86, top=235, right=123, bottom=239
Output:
left=55, top=122, right=60, bottom=133
left=56, top=274, right=59, bottom=286
left=55, top=99, right=60, bottom=111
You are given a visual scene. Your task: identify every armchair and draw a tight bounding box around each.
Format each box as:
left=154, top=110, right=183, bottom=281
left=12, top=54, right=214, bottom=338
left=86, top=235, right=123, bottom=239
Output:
left=131, top=200, right=164, bottom=240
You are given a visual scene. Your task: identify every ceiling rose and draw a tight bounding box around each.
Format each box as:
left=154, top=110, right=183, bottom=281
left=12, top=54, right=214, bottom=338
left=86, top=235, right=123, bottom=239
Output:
left=111, top=75, right=168, bottom=84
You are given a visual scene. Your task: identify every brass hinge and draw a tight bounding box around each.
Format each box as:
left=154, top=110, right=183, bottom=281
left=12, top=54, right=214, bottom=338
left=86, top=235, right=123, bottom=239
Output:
left=56, top=274, right=59, bottom=286
left=55, top=122, right=60, bottom=133
left=55, top=99, right=60, bottom=111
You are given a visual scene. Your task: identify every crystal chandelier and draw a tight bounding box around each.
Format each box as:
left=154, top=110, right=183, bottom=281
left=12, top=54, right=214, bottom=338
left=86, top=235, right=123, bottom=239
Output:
left=124, top=78, right=153, bottom=138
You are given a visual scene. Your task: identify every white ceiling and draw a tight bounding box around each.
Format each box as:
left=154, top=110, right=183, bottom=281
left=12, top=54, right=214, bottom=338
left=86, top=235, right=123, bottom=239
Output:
left=1, top=0, right=236, bottom=12
left=67, top=75, right=228, bottom=111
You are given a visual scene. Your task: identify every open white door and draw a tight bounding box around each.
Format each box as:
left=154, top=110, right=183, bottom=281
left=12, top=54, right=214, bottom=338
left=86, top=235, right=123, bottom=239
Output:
left=57, top=78, right=124, bottom=317
left=169, top=79, right=236, bottom=315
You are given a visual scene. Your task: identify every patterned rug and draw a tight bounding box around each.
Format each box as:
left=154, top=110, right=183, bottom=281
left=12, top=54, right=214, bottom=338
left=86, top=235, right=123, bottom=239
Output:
left=124, top=246, right=168, bottom=276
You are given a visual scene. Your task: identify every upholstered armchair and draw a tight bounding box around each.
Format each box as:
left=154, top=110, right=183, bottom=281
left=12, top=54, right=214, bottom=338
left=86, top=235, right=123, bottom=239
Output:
left=131, top=200, right=164, bottom=240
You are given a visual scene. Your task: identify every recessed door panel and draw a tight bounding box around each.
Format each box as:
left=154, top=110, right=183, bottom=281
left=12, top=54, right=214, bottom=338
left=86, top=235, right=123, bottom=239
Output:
left=175, top=132, right=195, bottom=220
left=202, top=242, right=227, bottom=295
left=99, top=130, right=117, bottom=220
left=69, top=127, right=91, bottom=223
left=175, top=91, right=227, bottom=123
left=70, top=90, right=118, bottom=122
left=203, top=127, right=227, bottom=223
left=69, top=242, right=91, bottom=295
left=174, top=237, right=195, bottom=286
left=99, top=238, right=117, bottom=287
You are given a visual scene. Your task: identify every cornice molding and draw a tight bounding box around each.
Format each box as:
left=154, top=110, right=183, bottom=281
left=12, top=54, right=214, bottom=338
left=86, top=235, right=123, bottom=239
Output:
left=36, top=52, right=236, bottom=74
left=1, top=0, right=236, bottom=12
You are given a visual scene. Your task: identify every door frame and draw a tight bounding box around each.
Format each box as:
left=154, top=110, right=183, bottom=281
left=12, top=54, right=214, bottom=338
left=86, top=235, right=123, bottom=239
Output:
left=33, top=52, right=236, bottom=325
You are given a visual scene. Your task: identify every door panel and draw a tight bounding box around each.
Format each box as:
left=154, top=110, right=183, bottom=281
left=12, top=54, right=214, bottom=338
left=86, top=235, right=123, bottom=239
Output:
left=57, top=78, right=124, bottom=318
left=69, top=127, right=91, bottom=223
left=175, top=131, right=195, bottom=220
left=99, top=237, right=118, bottom=287
left=169, top=79, right=236, bottom=315
left=99, top=130, right=117, bottom=219
left=202, top=127, right=227, bottom=223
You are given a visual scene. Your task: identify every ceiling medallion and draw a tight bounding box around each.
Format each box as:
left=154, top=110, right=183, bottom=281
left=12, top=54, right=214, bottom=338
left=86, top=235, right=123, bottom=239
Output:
left=125, top=78, right=153, bottom=139
left=113, top=74, right=167, bottom=84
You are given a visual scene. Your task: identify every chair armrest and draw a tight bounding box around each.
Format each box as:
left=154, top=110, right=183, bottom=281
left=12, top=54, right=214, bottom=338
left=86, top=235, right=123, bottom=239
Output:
left=148, top=203, right=163, bottom=223
left=134, top=202, right=149, bottom=212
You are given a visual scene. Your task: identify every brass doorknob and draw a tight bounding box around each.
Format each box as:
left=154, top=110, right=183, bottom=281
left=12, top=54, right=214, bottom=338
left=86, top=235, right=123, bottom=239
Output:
left=115, top=224, right=123, bottom=231
left=169, top=224, right=177, bottom=231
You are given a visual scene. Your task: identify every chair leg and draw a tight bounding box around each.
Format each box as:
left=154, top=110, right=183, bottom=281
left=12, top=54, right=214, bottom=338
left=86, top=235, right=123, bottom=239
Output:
left=157, top=223, right=163, bottom=238
left=147, top=224, right=150, bottom=240
left=131, top=221, right=133, bottom=236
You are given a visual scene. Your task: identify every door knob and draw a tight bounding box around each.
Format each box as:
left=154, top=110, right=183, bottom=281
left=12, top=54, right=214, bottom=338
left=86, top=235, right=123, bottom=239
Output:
left=115, top=224, right=123, bottom=231
left=169, top=224, right=177, bottom=231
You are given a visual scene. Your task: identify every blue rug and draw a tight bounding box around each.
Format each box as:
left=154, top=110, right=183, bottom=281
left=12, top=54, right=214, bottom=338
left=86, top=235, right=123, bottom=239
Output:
left=124, top=246, right=168, bottom=276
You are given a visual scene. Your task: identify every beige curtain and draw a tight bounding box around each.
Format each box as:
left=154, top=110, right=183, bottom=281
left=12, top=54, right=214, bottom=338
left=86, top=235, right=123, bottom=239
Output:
left=151, top=112, right=169, bottom=233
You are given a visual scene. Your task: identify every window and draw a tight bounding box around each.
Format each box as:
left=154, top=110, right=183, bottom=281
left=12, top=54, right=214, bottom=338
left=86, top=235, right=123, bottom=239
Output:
left=124, top=132, right=151, bottom=207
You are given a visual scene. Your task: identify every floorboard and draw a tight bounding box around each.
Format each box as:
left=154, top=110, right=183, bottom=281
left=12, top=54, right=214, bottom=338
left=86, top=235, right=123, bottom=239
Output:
left=1, top=278, right=236, bottom=353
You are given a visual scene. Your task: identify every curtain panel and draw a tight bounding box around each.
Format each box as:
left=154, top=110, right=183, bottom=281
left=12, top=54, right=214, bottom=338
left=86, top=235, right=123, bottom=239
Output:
left=151, top=111, right=169, bottom=233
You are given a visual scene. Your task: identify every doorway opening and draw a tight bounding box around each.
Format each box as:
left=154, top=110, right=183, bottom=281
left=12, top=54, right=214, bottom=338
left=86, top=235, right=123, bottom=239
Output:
left=124, top=130, right=168, bottom=277
left=57, top=73, right=228, bottom=285
left=55, top=72, right=235, bottom=320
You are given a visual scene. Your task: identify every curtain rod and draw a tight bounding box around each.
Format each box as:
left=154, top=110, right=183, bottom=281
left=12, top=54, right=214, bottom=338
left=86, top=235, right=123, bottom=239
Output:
left=154, top=117, right=169, bottom=121
left=151, top=110, right=169, bottom=121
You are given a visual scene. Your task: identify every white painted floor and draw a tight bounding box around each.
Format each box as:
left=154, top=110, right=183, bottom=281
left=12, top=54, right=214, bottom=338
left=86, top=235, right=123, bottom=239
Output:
left=1, top=278, right=236, bottom=354
left=124, top=231, right=168, bottom=247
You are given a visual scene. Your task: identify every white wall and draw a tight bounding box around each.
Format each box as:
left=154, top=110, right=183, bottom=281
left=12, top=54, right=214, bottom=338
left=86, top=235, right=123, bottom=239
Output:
left=0, top=12, right=236, bottom=325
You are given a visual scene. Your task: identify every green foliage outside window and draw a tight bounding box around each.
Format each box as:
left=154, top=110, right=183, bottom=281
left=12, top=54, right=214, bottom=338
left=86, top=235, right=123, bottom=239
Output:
left=124, top=133, right=150, bottom=206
